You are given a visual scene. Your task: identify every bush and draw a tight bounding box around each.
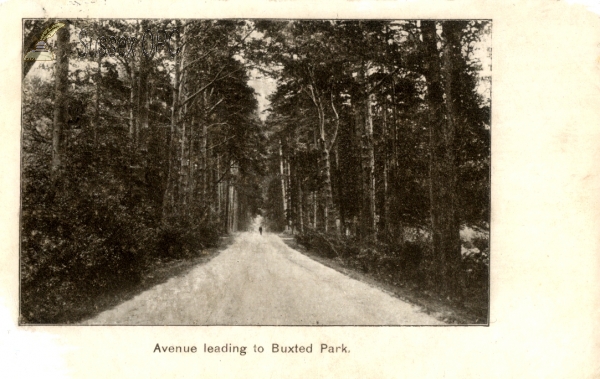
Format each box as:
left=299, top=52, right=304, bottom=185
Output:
left=156, top=222, right=220, bottom=259
left=295, top=229, right=489, bottom=304
left=20, top=163, right=157, bottom=322
left=296, top=231, right=428, bottom=283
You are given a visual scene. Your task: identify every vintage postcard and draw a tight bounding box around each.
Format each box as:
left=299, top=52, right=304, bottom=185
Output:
left=1, top=0, right=599, bottom=378
left=20, top=17, right=491, bottom=327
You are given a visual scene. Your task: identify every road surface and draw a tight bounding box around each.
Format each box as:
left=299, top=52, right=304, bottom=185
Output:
left=82, top=229, right=443, bottom=325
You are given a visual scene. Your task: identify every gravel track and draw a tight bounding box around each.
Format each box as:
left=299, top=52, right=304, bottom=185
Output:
left=82, top=229, right=443, bottom=326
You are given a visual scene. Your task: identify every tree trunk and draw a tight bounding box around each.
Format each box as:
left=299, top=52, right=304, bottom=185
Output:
left=187, top=117, right=196, bottom=214
left=279, top=141, right=288, bottom=231
left=421, top=20, right=462, bottom=299
left=382, top=98, right=391, bottom=242
left=286, top=159, right=293, bottom=231
left=162, top=26, right=182, bottom=221
left=441, top=21, right=468, bottom=299
left=353, top=66, right=377, bottom=242
left=297, top=175, right=304, bottom=233
left=202, top=91, right=209, bottom=209
left=224, top=177, right=231, bottom=233
left=93, top=45, right=101, bottom=148
left=390, top=78, right=402, bottom=243
left=179, top=101, right=188, bottom=211
left=129, top=66, right=136, bottom=141
left=334, top=144, right=346, bottom=234
left=233, top=187, right=238, bottom=232
left=312, top=191, right=317, bottom=229
left=216, top=155, right=221, bottom=219
left=177, top=34, right=189, bottom=215
left=163, top=109, right=177, bottom=219
left=365, top=91, right=377, bottom=241
left=138, top=58, right=149, bottom=153
left=289, top=154, right=302, bottom=234
left=51, top=24, right=70, bottom=178
left=353, top=97, right=366, bottom=239
left=306, top=80, right=337, bottom=234
left=286, top=156, right=292, bottom=232
left=321, top=144, right=336, bottom=233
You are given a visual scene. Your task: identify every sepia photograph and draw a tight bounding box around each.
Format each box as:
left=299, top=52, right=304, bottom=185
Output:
left=20, top=18, right=491, bottom=326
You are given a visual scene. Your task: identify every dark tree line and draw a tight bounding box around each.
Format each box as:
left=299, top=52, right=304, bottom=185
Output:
left=21, top=20, right=265, bottom=322
left=256, top=20, right=490, bottom=304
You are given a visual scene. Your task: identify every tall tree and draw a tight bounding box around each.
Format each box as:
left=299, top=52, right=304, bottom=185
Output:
left=51, top=23, right=70, bottom=177
left=421, top=20, right=463, bottom=299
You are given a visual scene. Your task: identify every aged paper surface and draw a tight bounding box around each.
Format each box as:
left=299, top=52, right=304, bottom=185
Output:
left=1, top=0, right=599, bottom=377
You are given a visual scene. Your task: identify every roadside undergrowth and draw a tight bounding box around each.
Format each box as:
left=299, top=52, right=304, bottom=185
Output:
left=290, top=229, right=489, bottom=324
left=20, top=232, right=230, bottom=325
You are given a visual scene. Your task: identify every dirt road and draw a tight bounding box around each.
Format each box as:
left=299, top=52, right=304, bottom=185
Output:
left=82, top=230, right=443, bottom=325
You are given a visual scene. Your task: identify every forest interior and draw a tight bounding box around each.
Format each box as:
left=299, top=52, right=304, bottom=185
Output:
left=21, top=19, right=490, bottom=324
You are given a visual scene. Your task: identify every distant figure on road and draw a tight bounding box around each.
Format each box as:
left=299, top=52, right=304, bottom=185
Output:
left=259, top=226, right=263, bottom=235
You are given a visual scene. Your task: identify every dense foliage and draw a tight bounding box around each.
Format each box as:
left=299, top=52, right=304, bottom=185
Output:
left=256, top=20, right=490, bottom=309
left=21, top=20, right=264, bottom=323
